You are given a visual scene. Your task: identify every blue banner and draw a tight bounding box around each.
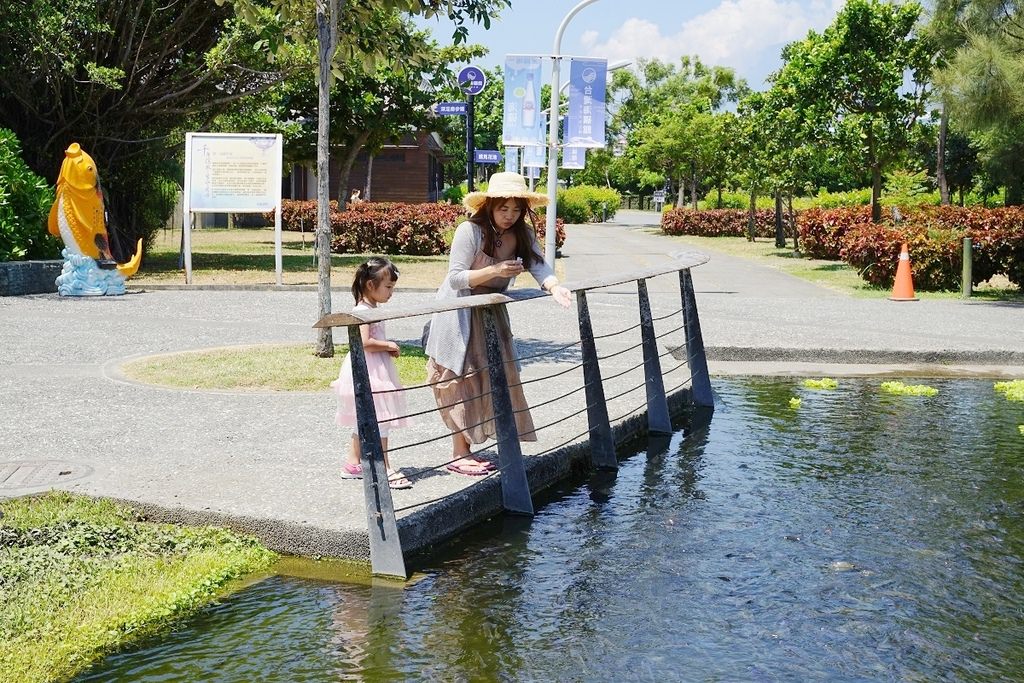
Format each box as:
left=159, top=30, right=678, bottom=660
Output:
left=504, top=147, right=519, bottom=173
left=566, top=58, right=607, bottom=148
left=562, top=146, right=586, bottom=169
left=434, top=101, right=467, bottom=116
left=474, top=149, right=502, bottom=165
left=522, top=144, right=546, bottom=168
left=503, top=56, right=545, bottom=146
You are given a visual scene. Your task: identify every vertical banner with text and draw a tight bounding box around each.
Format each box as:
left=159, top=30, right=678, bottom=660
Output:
left=503, top=56, right=545, bottom=146
left=562, top=146, right=586, bottom=169
left=504, top=147, right=520, bottom=173
left=566, top=58, right=608, bottom=148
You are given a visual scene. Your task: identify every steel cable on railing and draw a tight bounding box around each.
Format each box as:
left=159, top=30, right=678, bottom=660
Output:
left=394, top=469, right=500, bottom=512
left=375, top=382, right=493, bottom=424
left=507, top=360, right=584, bottom=389
left=652, top=306, right=683, bottom=322
left=596, top=339, right=645, bottom=362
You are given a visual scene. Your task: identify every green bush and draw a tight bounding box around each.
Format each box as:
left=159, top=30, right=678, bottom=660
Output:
left=0, top=129, right=59, bottom=261
left=555, top=185, right=621, bottom=223
left=441, top=185, right=465, bottom=205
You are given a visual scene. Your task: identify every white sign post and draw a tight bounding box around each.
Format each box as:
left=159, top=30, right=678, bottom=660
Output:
left=182, top=133, right=283, bottom=285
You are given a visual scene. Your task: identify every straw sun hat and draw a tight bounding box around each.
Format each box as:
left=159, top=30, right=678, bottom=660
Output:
left=462, top=172, right=548, bottom=214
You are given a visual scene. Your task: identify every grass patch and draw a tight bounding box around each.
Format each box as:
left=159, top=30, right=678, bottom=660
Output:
left=660, top=232, right=1022, bottom=301
left=121, top=343, right=428, bottom=391
left=0, top=492, right=276, bottom=683
left=136, top=227, right=451, bottom=288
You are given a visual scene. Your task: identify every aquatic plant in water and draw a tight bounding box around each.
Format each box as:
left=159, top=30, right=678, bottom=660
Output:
left=803, top=378, right=838, bottom=390
left=880, top=381, right=938, bottom=397
left=994, top=380, right=1024, bottom=402
left=789, top=397, right=802, bottom=409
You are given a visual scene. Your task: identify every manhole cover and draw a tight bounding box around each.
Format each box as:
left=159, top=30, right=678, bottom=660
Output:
left=0, top=460, right=93, bottom=489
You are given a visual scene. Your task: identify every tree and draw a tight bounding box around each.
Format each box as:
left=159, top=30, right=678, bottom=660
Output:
left=223, top=0, right=508, bottom=356
left=774, top=0, right=934, bottom=221
left=0, top=1, right=291, bottom=256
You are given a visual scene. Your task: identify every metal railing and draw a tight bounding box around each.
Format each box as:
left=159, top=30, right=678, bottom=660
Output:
left=313, top=250, right=713, bottom=578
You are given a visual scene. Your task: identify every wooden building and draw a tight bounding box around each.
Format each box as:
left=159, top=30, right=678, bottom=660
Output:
left=284, top=131, right=446, bottom=204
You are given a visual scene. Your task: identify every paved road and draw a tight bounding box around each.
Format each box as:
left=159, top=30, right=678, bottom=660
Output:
left=1, top=211, right=1021, bottom=561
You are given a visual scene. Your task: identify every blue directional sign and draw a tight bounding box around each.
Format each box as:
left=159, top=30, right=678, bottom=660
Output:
left=434, top=101, right=467, bottom=116
left=458, top=65, right=487, bottom=96
left=473, top=149, right=502, bottom=164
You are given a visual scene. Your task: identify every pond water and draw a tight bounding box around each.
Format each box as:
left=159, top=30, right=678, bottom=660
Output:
left=78, top=377, right=1024, bottom=682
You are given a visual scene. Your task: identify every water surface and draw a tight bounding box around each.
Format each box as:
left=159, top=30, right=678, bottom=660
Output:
left=78, top=377, right=1024, bottom=681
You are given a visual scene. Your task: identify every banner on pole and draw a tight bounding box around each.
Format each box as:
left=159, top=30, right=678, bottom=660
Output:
left=522, top=144, right=546, bottom=168
left=526, top=165, right=541, bottom=179
left=562, top=146, right=586, bottom=169
left=566, top=58, right=608, bottom=148
left=502, top=56, right=545, bottom=146
left=504, top=147, right=520, bottom=173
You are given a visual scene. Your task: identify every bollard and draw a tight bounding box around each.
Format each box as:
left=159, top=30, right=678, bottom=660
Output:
left=602, top=201, right=607, bottom=223
left=962, top=237, right=973, bottom=299
left=481, top=305, right=534, bottom=515
left=348, top=325, right=406, bottom=579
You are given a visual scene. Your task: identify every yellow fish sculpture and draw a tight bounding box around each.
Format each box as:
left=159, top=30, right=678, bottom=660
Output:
left=48, top=143, right=142, bottom=278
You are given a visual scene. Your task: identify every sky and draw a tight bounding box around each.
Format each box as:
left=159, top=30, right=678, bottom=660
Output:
left=414, top=0, right=847, bottom=90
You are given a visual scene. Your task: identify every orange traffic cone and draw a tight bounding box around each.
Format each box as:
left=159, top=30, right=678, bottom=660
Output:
left=889, top=242, right=918, bottom=301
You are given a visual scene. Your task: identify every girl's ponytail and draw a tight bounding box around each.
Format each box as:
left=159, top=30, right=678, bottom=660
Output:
left=351, top=256, right=400, bottom=303
left=351, top=262, right=371, bottom=303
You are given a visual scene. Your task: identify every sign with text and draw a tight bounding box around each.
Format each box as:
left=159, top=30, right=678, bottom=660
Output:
left=525, top=165, right=541, bottom=179
left=502, top=55, right=545, bottom=146
left=185, top=133, right=282, bottom=212
left=522, top=143, right=546, bottom=168
left=504, top=147, right=520, bottom=173
left=562, top=145, right=586, bottom=169
left=566, top=58, right=608, bottom=148
left=434, top=101, right=467, bottom=116
left=457, top=65, right=486, bottom=96
left=474, top=149, right=502, bottom=165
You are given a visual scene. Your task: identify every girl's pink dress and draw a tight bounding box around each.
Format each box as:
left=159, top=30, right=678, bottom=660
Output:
left=330, top=302, right=410, bottom=437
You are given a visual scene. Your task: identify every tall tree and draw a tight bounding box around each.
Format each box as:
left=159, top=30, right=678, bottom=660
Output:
left=224, top=0, right=508, bottom=356
left=774, top=0, right=934, bottom=221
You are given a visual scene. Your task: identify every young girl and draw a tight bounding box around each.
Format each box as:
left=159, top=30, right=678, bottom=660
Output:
left=331, top=256, right=412, bottom=489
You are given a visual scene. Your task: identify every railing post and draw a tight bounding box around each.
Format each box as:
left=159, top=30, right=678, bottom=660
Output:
left=482, top=305, right=534, bottom=515
left=348, top=325, right=406, bottom=579
left=637, top=278, right=671, bottom=434
left=679, top=269, right=714, bottom=408
left=575, top=290, right=617, bottom=470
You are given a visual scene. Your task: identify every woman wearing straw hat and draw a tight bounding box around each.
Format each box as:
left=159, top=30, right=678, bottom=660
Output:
left=425, top=172, right=572, bottom=476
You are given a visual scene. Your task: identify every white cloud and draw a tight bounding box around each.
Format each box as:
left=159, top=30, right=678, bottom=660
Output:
left=579, top=0, right=844, bottom=78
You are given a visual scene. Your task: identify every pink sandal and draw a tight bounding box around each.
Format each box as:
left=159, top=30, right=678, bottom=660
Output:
left=341, top=462, right=362, bottom=479
left=446, top=461, right=490, bottom=477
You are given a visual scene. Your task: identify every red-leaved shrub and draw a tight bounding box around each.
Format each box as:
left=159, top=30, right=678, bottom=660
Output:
left=797, top=207, right=873, bottom=259
left=662, top=208, right=775, bottom=238
left=331, top=202, right=462, bottom=255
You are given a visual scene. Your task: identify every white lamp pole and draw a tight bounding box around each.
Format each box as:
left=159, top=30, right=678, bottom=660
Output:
left=544, top=0, right=601, bottom=268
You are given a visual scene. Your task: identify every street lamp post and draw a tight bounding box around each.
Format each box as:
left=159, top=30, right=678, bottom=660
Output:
left=544, top=0, right=601, bottom=268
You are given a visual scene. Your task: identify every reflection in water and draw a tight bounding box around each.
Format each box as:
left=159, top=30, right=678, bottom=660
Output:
left=78, top=378, right=1024, bottom=682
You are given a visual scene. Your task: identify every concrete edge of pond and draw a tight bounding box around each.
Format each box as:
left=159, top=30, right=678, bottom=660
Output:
left=710, top=360, right=1024, bottom=378
left=700, top=346, right=1024, bottom=371
left=88, top=389, right=696, bottom=567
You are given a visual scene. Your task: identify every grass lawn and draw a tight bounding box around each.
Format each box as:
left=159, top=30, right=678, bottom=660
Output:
left=660, top=232, right=1023, bottom=301
left=0, top=492, right=276, bottom=683
left=121, top=343, right=429, bottom=391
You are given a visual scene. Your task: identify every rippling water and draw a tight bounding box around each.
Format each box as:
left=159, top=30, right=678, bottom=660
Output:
left=77, top=377, right=1024, bottom=682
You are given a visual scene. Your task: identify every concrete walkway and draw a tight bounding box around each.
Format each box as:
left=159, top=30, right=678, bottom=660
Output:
left=2, top=210, right=1022, bottom=562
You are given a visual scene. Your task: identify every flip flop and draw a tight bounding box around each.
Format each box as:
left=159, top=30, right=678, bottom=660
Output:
left=470, top=455, right=498, bottom=471
left=341, top=462, right=362, bottom=479
left=387, top=470, right=412, bottom=490
left=446, top=462, right=490, bottom=477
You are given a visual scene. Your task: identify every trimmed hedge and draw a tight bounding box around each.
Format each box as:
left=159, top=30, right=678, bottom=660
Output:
left=662, top=208, right=776, bottom=238
left=551, top=185, right=621, bottom=223
left=271, top=200, right=564, bottom=256
left=797, top=207, right=874, bottom=260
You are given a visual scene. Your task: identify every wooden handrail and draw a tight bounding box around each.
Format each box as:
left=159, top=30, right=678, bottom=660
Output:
left=312, top=250, right=708, bottom=328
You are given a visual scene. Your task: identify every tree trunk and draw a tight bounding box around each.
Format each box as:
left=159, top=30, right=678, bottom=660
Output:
left=676, top=176, right=684, bottom=208
left=365, top=152, right=374, bottom=200
left=868, top=128, right=882, bottom=223
left=747, top=183, right=756, bottom=242
left=314, top=0, right=339, bottom=358
left=717, top=186, right=723, bottom=209
left=774, top=189, right=785, bottom=248
left=937, top=104, right=950, bottom=205
left=788, top=192, right=798, bottom=254
left=690, top=163, right=698, bottom=210
left=335, top=131, right=372, bottom=206
left=1006, top=175, right=1023, bottom=206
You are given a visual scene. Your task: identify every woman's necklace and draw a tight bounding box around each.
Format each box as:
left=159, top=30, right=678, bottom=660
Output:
left=492, top=224, right=509, bottom=248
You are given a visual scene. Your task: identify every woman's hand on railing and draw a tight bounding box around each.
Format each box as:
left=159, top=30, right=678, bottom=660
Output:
left=549, top=284, right=572, bottom=309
